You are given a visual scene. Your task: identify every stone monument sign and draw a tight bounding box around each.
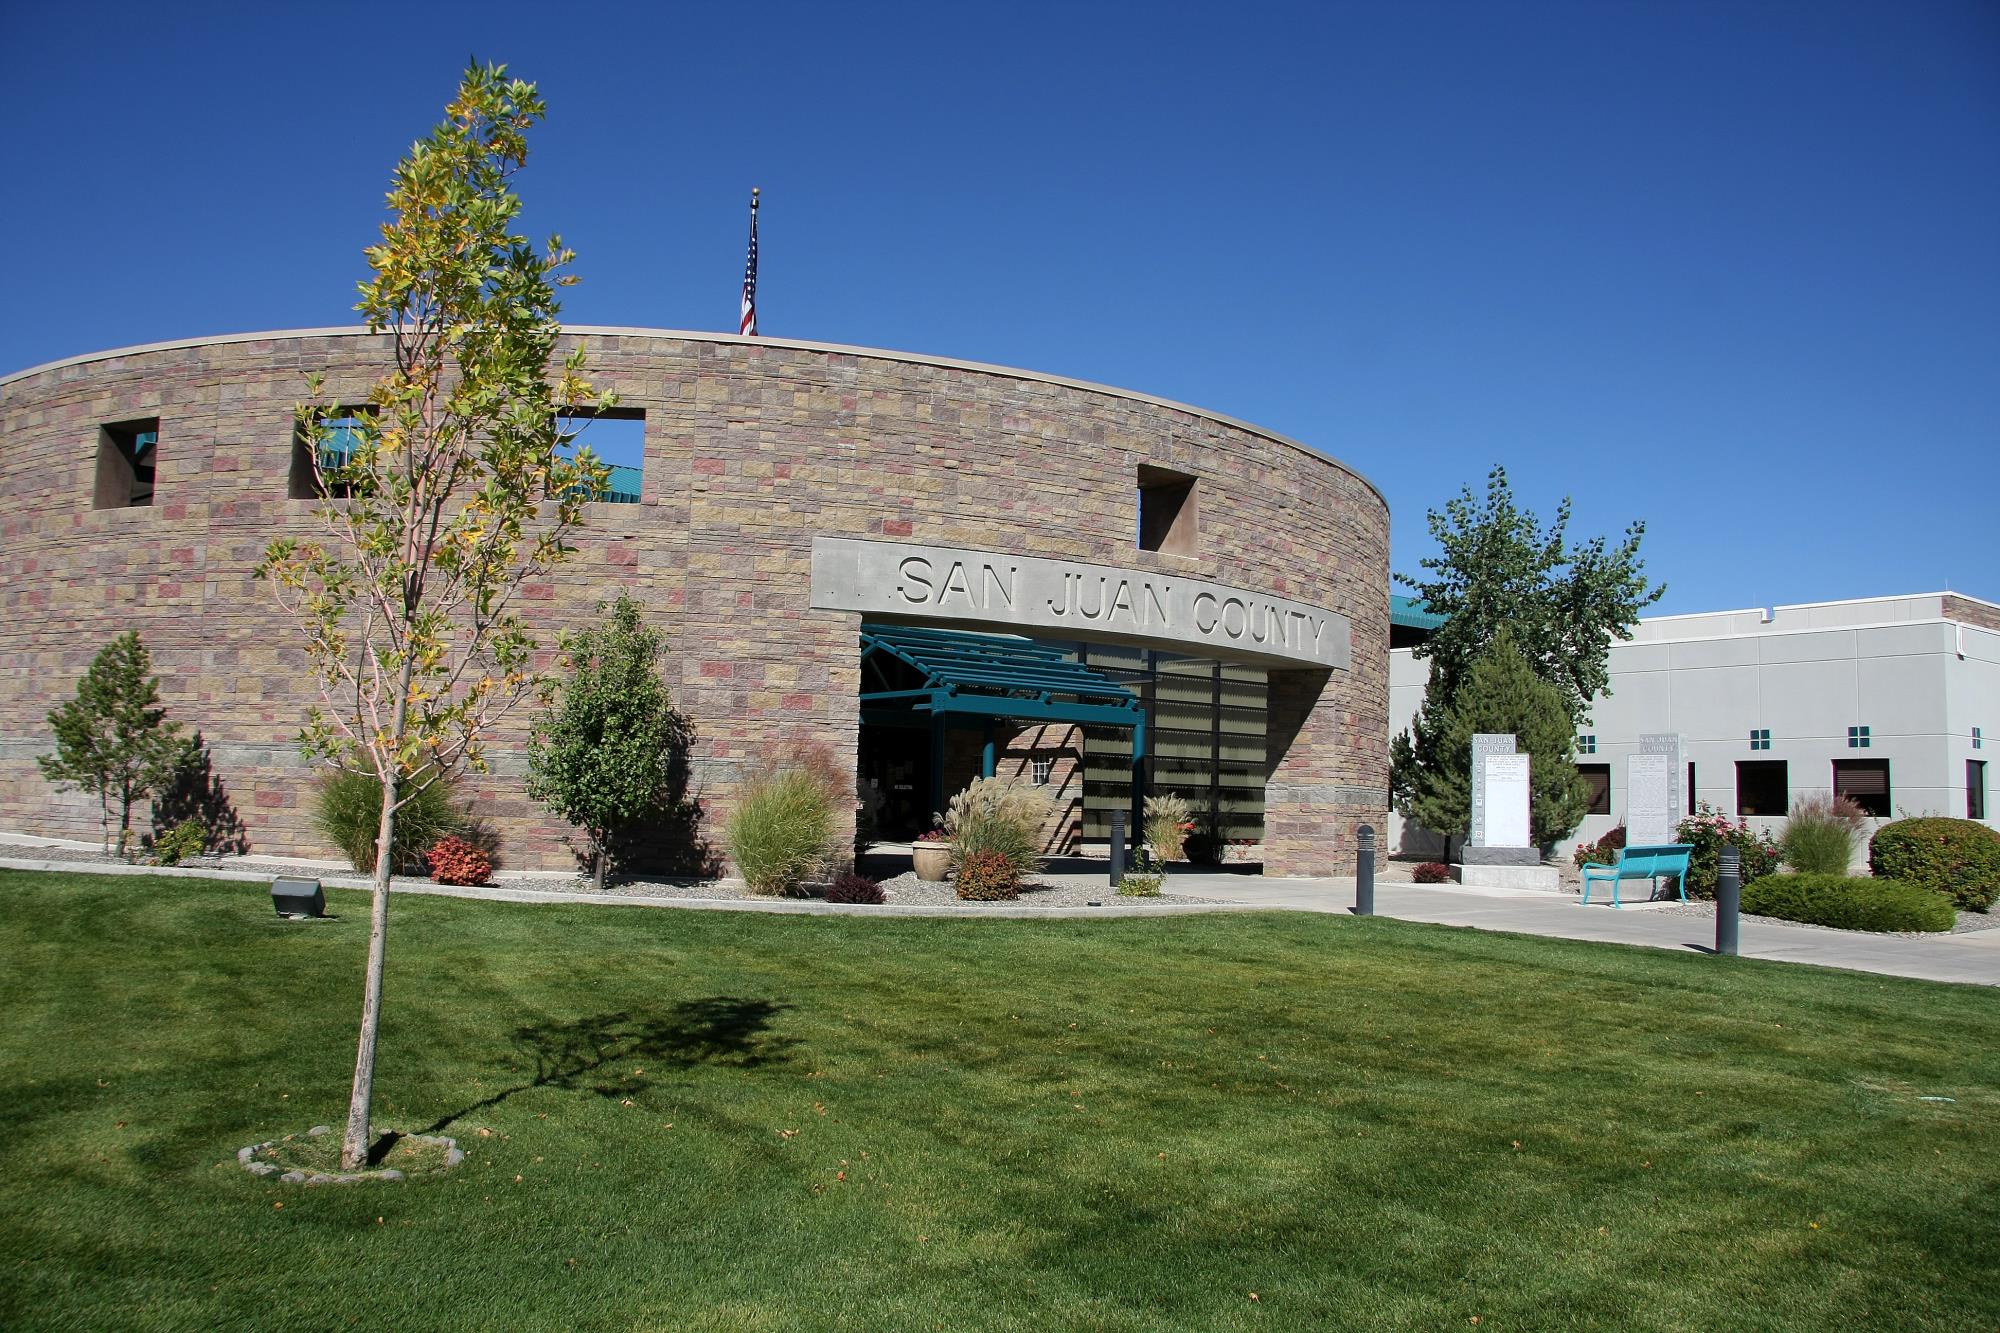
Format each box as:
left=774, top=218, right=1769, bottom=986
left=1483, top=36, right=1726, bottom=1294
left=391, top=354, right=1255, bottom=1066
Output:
left=1627, top=733, right=1684, bottom=845
left=1464, top=733, right=1538, bottom=867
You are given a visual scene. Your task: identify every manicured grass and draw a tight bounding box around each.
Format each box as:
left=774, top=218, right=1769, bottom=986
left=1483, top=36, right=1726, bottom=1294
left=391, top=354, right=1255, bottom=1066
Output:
left=1, top=870, right=1995, bottom=1330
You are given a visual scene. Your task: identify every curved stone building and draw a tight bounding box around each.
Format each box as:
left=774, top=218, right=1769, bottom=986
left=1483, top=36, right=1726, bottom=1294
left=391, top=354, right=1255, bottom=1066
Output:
left=0, top=328, right=1389, bottom=876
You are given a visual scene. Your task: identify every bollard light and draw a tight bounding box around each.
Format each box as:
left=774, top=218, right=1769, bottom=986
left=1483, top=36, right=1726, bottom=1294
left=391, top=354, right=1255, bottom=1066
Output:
left=1108, top=810, right=1127, bottom=888
left=272, top=876, right=326, bottom=919
left=1355, top=825, right=1376, bottom=916
left=1715, top=847, right=1740, bottom=957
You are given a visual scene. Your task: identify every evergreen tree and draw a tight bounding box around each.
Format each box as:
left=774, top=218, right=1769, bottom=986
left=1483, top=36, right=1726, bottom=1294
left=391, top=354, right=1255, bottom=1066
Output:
left=527, top=594, right=695, bottom=890
left=39, top=632, right=191, bottom=858
left=1397, top=631, right=1591, bottom=852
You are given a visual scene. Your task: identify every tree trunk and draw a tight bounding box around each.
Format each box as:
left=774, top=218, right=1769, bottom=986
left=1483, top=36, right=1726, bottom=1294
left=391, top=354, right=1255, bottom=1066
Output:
left=117, top=789, right=133, bottom=861
left=340, top=768, right=398, bottom=1171
left=593, top=834, right=607, bottom=892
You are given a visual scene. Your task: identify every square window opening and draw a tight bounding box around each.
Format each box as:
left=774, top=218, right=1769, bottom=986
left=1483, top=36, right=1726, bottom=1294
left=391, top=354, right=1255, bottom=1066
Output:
left=1578, top=763, right=1611, bottom=815
left=1137, top=465, right=1198, bottom=555
left=558, top=407, right=645, bottom=504
left=1749, top=728, right=1771, bottom=751
left=1847, top=725, right=1871, bottom=749
left=1577, top=734, right=1596, bottom=755
left=94, top=418, right=160, bottom=508
left=1736, top=760, right=1788, bottom=817
left=290, top=407, right=374, bottom=500
left=1832, top=759, right=1891, bottom=818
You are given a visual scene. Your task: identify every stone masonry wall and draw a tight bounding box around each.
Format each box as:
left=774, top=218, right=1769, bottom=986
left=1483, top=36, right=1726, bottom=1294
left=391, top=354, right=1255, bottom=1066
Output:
left=0, top=330, right=1389, bottom=877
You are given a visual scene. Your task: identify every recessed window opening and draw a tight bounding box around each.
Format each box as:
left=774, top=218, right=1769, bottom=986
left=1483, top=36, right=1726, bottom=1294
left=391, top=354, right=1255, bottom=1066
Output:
left=289, top=407, right=374, bottom=499
left=1578, top=763, right=1610, bottom=815
left=1749, top=728, right=1771, bottom=751
left=1577, top=734, right=1596, bottom=755
left=1847, top=725, right=1871, bottom=749
left=1969, top=760, right=1987, bottom=822
left=557, top=407, right=645, bottom=504
left=1137, top=465, right=1198, bottom=555
left=1736, top=760, right=1787, bottom=816
left=94, top=418, right=159, bottom=508
left=1832, top=759, right=1891, bottom=818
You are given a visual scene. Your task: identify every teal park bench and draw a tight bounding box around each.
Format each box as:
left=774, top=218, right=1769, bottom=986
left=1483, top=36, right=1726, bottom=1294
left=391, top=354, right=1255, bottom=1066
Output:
left=1579, top=843, right=1694, bottom=908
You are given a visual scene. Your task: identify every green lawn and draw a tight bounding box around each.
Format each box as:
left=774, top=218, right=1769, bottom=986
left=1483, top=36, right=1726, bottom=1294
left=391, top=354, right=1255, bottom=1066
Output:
left=1, top=870, right=1995, bottom=1331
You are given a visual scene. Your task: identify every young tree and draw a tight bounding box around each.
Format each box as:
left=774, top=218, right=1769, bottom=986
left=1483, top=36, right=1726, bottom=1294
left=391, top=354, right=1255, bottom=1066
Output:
left=256, top=64, right=609, bottom=1171
left=527, top=593, right=695, bottom=890
left=39, top=632, right=191, bottom=858
left=1396, top=631, right=1592, bottom=854
left=1398, top=465, right=1664, bottom=728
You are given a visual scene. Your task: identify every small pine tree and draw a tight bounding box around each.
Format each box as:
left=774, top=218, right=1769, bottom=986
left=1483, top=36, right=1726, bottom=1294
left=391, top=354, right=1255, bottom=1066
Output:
left=1396, top=630, right=1591, bottom=853
left=526, top=594, right=695, bottom=889
left=39, top=632, right=192, bottom=858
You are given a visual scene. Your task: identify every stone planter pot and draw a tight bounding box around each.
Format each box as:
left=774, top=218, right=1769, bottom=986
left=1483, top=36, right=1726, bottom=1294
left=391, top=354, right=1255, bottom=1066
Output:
left=912, top=842, right=952, bottom=881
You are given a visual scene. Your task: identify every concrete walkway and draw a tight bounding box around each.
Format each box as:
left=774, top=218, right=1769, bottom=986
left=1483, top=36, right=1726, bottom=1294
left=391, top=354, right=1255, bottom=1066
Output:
left=1172, top=872, right=2000, bottom=987
left=3, top=852, right=1994, bottom=987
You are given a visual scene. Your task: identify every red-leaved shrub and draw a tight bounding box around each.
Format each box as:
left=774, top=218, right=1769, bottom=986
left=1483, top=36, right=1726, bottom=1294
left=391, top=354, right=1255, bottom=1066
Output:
left=954, top=849, right=1021, bottom=901
left=826, top=872, right=885, bottom=904
left=1413, top=862, right=1452, bottom=884
left=426, top=835, right=492, bottom=887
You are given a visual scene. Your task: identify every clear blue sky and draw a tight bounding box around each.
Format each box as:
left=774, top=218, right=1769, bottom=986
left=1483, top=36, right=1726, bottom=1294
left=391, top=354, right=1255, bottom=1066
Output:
left=4, top=1, right=1994, bottom=614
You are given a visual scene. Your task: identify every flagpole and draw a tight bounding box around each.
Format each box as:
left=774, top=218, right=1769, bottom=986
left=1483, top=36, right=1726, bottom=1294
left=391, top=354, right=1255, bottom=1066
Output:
left=740, top=188, right=760, bottom=338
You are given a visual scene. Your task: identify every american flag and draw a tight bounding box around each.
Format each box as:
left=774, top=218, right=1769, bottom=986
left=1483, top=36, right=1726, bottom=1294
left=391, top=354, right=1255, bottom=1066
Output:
left=739, top=189, right=759, bottom=336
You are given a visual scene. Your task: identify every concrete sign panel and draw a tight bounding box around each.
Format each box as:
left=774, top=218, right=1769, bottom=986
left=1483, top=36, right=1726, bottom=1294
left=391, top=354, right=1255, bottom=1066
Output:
left=809, top=537, right=1351, bottom=670
left=1482, top=754, right=1532, bottom=849
left=1627, top=753, right=1674, bottom=845
left=1468, top=733, right=1516, bottom=847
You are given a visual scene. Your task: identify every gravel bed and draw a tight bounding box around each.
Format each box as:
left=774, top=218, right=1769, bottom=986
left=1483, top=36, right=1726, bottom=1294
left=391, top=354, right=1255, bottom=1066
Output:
left=0, top=843, right=1222, bottom=907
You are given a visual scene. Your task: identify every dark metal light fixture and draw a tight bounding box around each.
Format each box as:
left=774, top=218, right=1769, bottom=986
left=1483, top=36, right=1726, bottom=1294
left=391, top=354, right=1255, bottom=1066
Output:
left=272, top=877, right=325, bottom=919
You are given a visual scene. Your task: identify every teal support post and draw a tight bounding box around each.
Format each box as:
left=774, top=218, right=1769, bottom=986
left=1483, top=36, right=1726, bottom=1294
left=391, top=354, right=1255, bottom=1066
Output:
left=981, top=722, right=996, bottom=779
left=929, top=717, right=946, bottom=821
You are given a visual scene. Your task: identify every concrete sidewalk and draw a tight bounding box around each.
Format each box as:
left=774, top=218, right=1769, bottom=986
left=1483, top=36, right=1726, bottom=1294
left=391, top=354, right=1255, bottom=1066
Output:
left=1171, top=872, right=2000, bottom=987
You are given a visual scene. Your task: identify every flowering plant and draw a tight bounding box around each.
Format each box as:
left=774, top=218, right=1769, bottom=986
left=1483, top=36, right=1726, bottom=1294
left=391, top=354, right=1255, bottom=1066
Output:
left=915, top=828, right=949, bottom=843
left=1673, top=802, right=1778, bottom=898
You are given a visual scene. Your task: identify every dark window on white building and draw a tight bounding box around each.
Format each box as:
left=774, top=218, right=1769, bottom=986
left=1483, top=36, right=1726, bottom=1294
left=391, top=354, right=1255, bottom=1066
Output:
left=1833, top=759, right=1891, bottom=817
left=1579, top=763, right=1611, bottom=815
left=1736, top=760, right=1787, bottom=816
left=1971, top=760, right=1987, bottom=822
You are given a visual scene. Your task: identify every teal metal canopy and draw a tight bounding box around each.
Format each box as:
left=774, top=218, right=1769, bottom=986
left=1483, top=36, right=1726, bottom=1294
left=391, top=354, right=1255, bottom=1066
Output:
left=1391, top=595, right=1447, bottom=632
left=860, top=623, right=1144, bottom=729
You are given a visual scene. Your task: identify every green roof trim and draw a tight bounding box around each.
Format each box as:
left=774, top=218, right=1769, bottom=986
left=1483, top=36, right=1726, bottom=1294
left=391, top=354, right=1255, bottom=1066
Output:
left=1391, top=595, right=1447, bottom=631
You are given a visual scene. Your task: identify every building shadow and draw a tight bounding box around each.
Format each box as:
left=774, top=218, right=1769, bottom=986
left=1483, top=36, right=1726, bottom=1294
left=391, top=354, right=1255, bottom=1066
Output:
left=411, top=996, right=795, bottom=1143
left=148, top=732, right=249, bottom=855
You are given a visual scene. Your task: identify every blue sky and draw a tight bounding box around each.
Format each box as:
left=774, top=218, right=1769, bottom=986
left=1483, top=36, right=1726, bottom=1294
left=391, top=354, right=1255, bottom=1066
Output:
left=3, top=1, right=1994, bottom=614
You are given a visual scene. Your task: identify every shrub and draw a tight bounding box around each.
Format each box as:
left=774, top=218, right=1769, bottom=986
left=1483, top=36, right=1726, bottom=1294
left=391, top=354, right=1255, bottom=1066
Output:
left=1869, top=817, right=2000, bottom=912
left=1674, top=803, right=1779, bottom=899
left=725, top=766, right=839, bottom=896
left=953, top=849, right=1020, bottom=901
left=1413, top=861, right=1451, bottom=884
left=1117, top=872, right=1164, bottom=897
left=944, top=777, right=1053, bottom=883
left=425, top=835, right=493, bottom=887
left=1572, top=825, right=1627, bottom=869
left=1780, top=793, right=1868, bottom=876
left=146, top=818, right=209, bottom=866
left=1742, top=873, right=1954, bottom=933
left=313, top=768, right=464, bottom=874
left=1183, top=827, right=1223, bottom=864
left=1143, top=792, right=1195, bottom=864
left=826, top=872, right=885, bottom=905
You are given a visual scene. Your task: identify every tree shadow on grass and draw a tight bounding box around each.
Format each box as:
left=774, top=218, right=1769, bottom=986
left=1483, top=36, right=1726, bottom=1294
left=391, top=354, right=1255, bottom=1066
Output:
left=411, top=996, right=796, bottom=1143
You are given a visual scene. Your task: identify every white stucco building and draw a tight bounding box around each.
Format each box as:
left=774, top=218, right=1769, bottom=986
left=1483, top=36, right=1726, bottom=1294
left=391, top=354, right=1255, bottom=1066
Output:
left=1389, top=591, right=2000, bottom=858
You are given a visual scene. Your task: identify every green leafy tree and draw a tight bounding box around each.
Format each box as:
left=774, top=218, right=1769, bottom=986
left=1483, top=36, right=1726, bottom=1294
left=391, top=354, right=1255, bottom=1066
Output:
left=527, top=594, right=695, bottom=890
left=38, top=632, right=191, bottom=858
left=1398, top=465, right=1664, bottom=727
left=1396, top=631, right=1592, bottom=854
left=256, top=64, right=609, bottom=1172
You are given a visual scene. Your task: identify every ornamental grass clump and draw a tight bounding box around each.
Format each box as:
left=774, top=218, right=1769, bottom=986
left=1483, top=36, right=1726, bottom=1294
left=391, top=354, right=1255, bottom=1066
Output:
left=1780, top=793, right=1869, bottom=876
left=1742, top=873, right=1954, bottom=933
left=1869, top=817, right=2000, bottom=912
left=314, top=768, right=465, bottom=874
left=725, top=766, right=839, bottom=896
left=1143, top=792, right=1195, bottom=864
left=943, top=777, right=1053, bottom=884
